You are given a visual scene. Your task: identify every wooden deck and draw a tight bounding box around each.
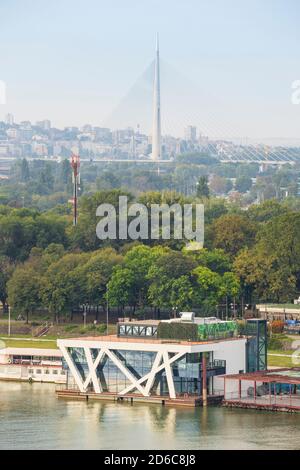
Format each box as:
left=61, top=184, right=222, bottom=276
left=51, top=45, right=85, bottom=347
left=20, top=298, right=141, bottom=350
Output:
left=56, top=389, right=223, bottom=407
left=223, top=395, right=300, bottom=413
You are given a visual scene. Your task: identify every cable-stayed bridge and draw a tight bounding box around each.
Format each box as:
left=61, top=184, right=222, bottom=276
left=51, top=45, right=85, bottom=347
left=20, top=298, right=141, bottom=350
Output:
left=1, top=151, right=299, bottom=166
left=2, top=38, right=300, bottom=168
left=103, top=39, right=300, bottom=166
left=214, top=142, right=300, bottom=165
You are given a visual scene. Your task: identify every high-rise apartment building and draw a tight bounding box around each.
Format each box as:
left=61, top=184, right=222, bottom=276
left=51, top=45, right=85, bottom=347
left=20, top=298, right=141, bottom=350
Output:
left=5, top=113, right=14, bottom=126
left=184, top=125, right=197, bottom=142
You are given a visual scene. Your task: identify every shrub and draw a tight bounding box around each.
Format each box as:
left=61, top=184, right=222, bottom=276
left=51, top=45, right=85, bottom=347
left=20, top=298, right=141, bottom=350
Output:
left=268, top=334, right=293, bottom=351
left=268, top=336, right=283, bottom=350
left=64, top=325, right=79, bottom=332
left=96, top=324, right=106, bottom=334
left=77, top=323, right=107, bottom=335
left=157, top=322, right=198, bottom=341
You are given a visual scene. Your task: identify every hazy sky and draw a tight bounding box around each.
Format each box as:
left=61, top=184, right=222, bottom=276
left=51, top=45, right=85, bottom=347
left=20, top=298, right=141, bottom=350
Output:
left=1, top=0, right=300, bottom=140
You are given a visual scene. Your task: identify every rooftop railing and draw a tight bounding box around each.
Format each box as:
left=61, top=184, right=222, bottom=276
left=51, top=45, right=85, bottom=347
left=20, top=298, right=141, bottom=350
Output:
left=65, top=334, right=241, bottom=346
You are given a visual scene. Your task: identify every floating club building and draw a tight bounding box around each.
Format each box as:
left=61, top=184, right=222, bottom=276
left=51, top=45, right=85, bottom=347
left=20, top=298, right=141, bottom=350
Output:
left=57, top=316, right=267, bottom=406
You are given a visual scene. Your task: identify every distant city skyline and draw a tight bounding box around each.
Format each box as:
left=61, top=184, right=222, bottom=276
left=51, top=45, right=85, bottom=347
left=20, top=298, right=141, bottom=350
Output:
left=1, top=0, right=300, bottom=140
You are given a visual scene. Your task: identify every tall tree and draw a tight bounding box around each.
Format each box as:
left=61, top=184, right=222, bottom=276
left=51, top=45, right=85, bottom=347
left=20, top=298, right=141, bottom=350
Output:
left=235, top=175, right=252, bottom=193
left=247, top=200, right=287, bottom=223
left=107, top=245, right=164, bottom=313
left=77, top=247, right=123, bottom=312
left=192, top=266, right=221, bottom=312
left=196, top=176, right=210, bottom=198
left=148, top=249, right=197, bottom=309
left=40, top=252, right=89, bottom=322
left=0, top=256, right=14, bottom=311
left=169, top=275, right=195, bottom=311
left=193, top=248, right=232, bottom=274
left=107, top=267, right=137, bottom=313
left=210, top=175, right=233, bottom=195
left=234, top=248, right=297, bottom=303
left=20, top=158, right=30, bottom=182
left=211, top=214, right=256, bottom=257
left=7, top=265, right=41, bottom=323
left=59, top=159, right=72, bottom=186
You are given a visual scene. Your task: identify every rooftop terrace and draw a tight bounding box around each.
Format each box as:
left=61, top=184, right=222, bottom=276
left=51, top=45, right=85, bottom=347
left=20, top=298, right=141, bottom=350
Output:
left=60, top=334, right=244, bottom=347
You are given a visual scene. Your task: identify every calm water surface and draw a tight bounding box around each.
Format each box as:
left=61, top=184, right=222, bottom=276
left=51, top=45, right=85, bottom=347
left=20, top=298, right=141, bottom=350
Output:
left=0, top=382, right=299, bottom=450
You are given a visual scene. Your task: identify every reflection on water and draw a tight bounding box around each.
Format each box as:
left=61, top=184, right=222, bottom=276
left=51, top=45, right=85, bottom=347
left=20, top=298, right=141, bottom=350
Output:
left=0, top=382, right=299, bottom=450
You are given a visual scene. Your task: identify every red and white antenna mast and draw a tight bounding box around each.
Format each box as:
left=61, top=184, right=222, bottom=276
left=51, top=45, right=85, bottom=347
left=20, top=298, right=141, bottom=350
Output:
left=70, top=153, right=80, bottom=226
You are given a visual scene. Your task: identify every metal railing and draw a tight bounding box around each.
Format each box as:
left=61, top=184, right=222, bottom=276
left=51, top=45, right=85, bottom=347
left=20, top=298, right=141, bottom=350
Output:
left=197, top=359, right=226, bottom=370
left=65, top=334, right=237, bottom=346
left=33, top=322, right=53, bottom=338
left=225, top=390, right=300, bottom=409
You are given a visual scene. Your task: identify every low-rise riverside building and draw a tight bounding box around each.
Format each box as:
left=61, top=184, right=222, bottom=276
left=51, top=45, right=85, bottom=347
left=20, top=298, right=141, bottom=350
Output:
left=0, top=348, right=66, bottom=384
left=57, top=315, right=267, bottom=406
left=257, top=304, right=300, bottom=322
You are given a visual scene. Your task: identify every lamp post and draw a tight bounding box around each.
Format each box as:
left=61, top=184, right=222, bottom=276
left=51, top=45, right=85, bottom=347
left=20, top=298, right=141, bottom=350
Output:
left=106, top=287, right=109, bottom=336
left=83, top=304, right=87, bottom=329
left=202, top=352, right=207, bottom=407
left=8, top=305, right=11, bottom=337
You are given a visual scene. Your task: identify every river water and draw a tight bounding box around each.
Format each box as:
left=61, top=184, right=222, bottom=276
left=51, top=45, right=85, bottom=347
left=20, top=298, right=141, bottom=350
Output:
left=0, top=381, right=299, bottom=450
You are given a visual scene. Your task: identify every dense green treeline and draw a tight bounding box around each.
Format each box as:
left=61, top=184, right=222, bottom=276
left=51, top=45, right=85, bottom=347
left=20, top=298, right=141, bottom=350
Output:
left=1, top=187, right=300, bottom=322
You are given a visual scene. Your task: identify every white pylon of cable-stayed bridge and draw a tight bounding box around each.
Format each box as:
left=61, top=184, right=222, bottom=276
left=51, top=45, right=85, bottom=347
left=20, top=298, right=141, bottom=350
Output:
left=151, top=33, right=161, bottom=161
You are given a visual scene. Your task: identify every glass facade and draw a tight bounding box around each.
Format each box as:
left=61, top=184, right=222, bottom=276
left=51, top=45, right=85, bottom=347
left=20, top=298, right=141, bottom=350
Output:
left=98, top=350, right=157, bottom=393
left=69, top=347, right=88, bottom=381
left=246, top=320, right=267, bottom=372
left=118, top=323, right=158, bottom=338
left=165, top=354, right=225, bottom=396
left=65, top=348, right=226, bottom=396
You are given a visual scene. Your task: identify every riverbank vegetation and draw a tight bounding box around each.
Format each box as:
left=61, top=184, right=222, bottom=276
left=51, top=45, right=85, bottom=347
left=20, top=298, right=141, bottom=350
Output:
left=1, top=158, right=300, bottom=323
